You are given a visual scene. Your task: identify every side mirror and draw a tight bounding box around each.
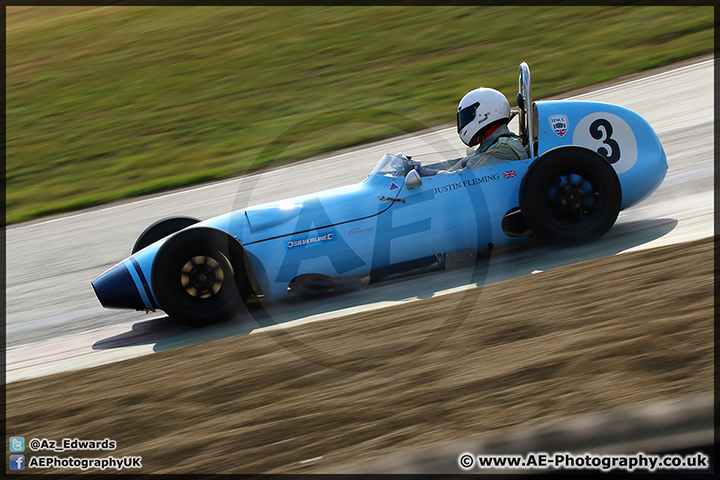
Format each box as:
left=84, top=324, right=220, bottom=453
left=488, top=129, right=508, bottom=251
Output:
left=405, top=169, right=423, bottom=190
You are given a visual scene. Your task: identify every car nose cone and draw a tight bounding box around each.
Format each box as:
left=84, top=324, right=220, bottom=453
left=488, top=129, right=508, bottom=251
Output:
left=91, top=262, right=147, bottom=310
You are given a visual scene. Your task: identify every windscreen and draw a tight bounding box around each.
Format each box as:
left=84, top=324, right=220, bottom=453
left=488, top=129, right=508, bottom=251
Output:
left=371, top=153, right=404, bottom=177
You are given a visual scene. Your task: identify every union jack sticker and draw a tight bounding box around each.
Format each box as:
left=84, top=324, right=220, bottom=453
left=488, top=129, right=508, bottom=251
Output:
left=549, top=114, right=569, bottom=137
left=503, top=170, right=517, bottom=179
left=389, top=181, right=399, bottom=191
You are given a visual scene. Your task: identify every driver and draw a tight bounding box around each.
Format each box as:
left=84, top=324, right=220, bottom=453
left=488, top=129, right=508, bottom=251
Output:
left=416, top=87, right=528, bottom=176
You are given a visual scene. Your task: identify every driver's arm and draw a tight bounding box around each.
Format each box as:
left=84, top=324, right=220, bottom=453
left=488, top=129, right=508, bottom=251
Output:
left=463, top=138, right=528, bottom=169
left=413, top=155, right=469, bottom=176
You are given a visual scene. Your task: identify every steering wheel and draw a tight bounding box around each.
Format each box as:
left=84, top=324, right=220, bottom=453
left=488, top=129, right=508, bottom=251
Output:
left=390, top=153, right=421, bottom=176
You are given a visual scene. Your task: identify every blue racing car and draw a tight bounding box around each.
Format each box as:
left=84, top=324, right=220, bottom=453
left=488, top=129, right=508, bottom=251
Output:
left=92, top=63, right=667, bottom=326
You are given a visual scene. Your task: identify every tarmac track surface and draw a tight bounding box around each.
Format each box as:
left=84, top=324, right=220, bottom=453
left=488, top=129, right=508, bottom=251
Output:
left=5, top=56, right=713, bottom=383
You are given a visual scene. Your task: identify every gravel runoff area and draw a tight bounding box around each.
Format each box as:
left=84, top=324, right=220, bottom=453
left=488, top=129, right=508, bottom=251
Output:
left=6, top=236, right=713, bottom=474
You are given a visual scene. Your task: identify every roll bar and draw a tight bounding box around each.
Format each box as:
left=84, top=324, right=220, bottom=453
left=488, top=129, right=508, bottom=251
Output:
left=517, top=62, right=535, bottom=157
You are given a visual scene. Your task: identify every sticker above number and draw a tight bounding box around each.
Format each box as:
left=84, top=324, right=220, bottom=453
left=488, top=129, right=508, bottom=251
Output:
left=549, top=115, right=569, bottom=137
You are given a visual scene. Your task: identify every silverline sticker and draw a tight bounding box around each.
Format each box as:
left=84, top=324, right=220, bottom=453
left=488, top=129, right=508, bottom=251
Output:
left=286, top=232, right=335, bottom=249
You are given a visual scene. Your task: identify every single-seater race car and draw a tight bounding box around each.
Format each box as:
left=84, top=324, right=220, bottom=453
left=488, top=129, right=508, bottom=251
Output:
left=92, top=63, right=667, bottom=327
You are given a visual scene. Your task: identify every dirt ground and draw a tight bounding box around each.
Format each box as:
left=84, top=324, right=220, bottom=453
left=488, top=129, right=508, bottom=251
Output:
left=6, top=237, right=714, bottom=474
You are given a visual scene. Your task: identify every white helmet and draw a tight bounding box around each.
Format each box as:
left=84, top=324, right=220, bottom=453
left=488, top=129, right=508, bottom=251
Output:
left=456, top=87, right=511, bottom=146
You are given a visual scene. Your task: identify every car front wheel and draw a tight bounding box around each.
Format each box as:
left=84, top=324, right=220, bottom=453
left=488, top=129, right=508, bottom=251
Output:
left=151, top=227, right=251, bottom=327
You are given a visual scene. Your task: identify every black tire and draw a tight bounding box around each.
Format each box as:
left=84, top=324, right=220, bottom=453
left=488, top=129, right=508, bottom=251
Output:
left=520, top=146, right=621, bottom=245
left=132, top=216, right=200, bottom=254
left=151, top=227, right=252, bottom=327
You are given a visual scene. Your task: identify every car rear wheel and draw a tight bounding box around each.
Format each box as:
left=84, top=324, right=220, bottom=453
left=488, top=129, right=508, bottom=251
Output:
left=151, top=227, right=251, bottom=327
left=520, top=146, right=621, bottom=245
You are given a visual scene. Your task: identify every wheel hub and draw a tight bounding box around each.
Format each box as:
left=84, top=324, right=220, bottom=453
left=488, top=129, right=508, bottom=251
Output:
left=561, top=184, right=585, bottom=210
left=548, top=174, right=596, bottom=223
left=180, top=256, right=225, bottom=299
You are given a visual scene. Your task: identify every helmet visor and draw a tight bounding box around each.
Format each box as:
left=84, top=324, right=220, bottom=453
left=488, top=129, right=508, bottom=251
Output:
left=457, top=102, right=479, bottom=133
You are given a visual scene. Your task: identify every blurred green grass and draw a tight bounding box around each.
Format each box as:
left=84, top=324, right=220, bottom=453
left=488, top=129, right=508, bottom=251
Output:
left=6, top=6, right=713, bottom=224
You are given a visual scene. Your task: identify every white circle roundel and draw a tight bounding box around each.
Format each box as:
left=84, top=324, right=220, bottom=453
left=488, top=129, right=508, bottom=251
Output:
left=572, top=112, right=637, bottom=174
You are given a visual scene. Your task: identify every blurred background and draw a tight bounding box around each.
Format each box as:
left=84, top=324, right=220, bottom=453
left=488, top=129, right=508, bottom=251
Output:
left=5, top=5, right=713, bottom=224
left=5, top=6, right=714, bottom=475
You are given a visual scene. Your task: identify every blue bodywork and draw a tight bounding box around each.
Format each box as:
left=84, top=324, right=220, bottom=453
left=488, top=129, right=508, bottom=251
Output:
left=92, top=99, right=666, bottom=313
